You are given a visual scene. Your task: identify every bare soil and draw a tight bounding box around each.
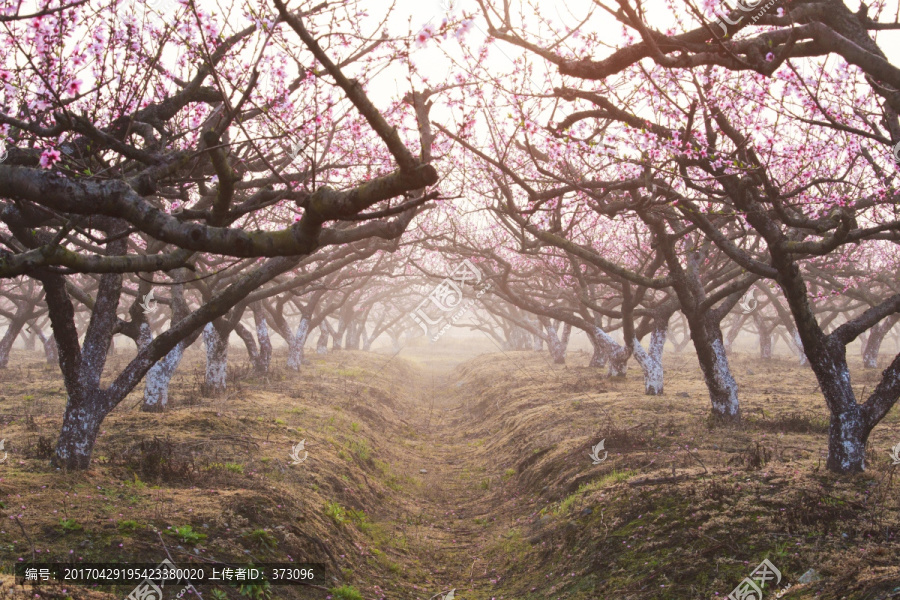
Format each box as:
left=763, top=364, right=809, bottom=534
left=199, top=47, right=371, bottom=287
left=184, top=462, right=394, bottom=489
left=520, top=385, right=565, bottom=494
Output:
left=0, top=342, right=898, bottom=600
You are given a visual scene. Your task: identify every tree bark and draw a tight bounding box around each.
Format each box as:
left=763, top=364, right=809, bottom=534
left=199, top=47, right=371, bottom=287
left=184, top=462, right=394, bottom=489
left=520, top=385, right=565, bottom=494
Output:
left=36, top=329, right=58, bottom=364
left=287, top=317, right=311, bottom=370
left=54, top=392, right=106, bottom=470
left=771, top=261, right=900, bottom=473
left=389, top=330, right=401, bottom=353
left=328, top=320, right=342, bottom=350
left=687, top=312, right=740, bottom=420
left=142, top=279, right=192, bottom=412
left=590, top=326, right=630, bottom=377
left=532, top=331, right=543, bottom=351
left=752, top=313, right=774, bottom=359
left=234, top=322, right=262, bottom=372
left=545, top=321, right=570, bottom=364
left=316, top=324, right=329, bottom=354
left=142, top=342, right=185, bottom=412
left=253, top=305, right=272, bottom=374
left=862, top=315, right=898, bottom=369
left=203, top=322, right=229, bottom=396
left=346, top=320, right=362, bottom=350
left=789, top=328, right=809, bottom=366
left=632, top=325, right=667, bottom=395
left=0, top=317, right=26, bottom=368
left=723, top=313, right=747, bottom=355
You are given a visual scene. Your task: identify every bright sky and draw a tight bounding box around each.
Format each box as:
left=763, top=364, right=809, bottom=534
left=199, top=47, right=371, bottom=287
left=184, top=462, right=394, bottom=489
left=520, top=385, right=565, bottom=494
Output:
left=380, top=0, right=900, bottom=94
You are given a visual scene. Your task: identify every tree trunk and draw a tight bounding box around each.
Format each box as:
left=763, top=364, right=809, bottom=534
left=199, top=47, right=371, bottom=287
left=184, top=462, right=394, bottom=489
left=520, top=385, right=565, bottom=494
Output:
left=36, top=330, right=58, bottom=364
left=141, top=278, right=191, bottom=412
left=723, top=313, right=747, bottom=355
left=234, top=322, right=263, bottom=373
left=142, top=343, right=185, bottom=412
left=24, top=331, right=37, bottom=352
left=0, top=318, right=26, bottom=368
left=824, top=389, right=869, bottom=473
left=788, top=328, right=809, bottom=366
left=532, top=332, right=543, bottom=351
left=545, top=322, right=568, bottom=364
left=330, top=321, right=343, bottom=350
left=203, top=323, right=229, bottom=395
left=862, top=316, right=898, bottom=369
left=316, top=325, right=329, bottom=354
left=632, top=325, right=667, bottom=395
left=753, top=314, right=773, bottom=360
left=589, top=341, right=608, bottom=368
left=53, top=392, right=107, bottom=470
left=287, top=317, right=311, bottom=371
left=590, top=326, right=630, bottom=377
left=346, top=321, right=362, bottom=350
left=254, top=308, right=272, bottom=374
left=687, top=313, right=740, bottom=421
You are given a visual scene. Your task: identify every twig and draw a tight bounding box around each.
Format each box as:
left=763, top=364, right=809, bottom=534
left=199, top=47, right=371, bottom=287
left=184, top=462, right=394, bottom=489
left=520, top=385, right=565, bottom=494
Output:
left=684, top=446, right=709, bottom=475
left=13, top=517, right=36, bottom=563
left=627, top=475, right=690, bottom=487
left=155, top=530, right=204, bottom=600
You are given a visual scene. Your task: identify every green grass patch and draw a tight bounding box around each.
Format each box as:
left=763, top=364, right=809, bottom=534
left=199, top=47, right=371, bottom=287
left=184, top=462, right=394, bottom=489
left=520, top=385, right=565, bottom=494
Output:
left=329, top=585, right=363, bottom=600
left=325, top=501, right=347, bottom=525
left=58, top=518, right=82, bottom=533
left=165, top=525, right=206, bottom=545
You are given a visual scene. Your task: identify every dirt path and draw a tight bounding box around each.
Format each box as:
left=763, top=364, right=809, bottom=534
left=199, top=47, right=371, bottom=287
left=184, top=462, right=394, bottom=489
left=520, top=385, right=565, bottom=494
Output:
left=385, top=363, right=516, bottom=598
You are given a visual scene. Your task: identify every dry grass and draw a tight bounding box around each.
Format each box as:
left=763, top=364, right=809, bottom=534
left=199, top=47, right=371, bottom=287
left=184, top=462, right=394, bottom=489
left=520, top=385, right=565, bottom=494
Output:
left=0, top=343, right=898, bottom=599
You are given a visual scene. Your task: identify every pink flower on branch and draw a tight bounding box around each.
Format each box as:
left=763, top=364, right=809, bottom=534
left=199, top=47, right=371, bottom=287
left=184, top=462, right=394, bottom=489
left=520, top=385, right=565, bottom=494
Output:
left=65, top=79, right=82, bottom=96
left=39, top=149, right=61, bottom=169
left=416, top=24, right=436, bottom=48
